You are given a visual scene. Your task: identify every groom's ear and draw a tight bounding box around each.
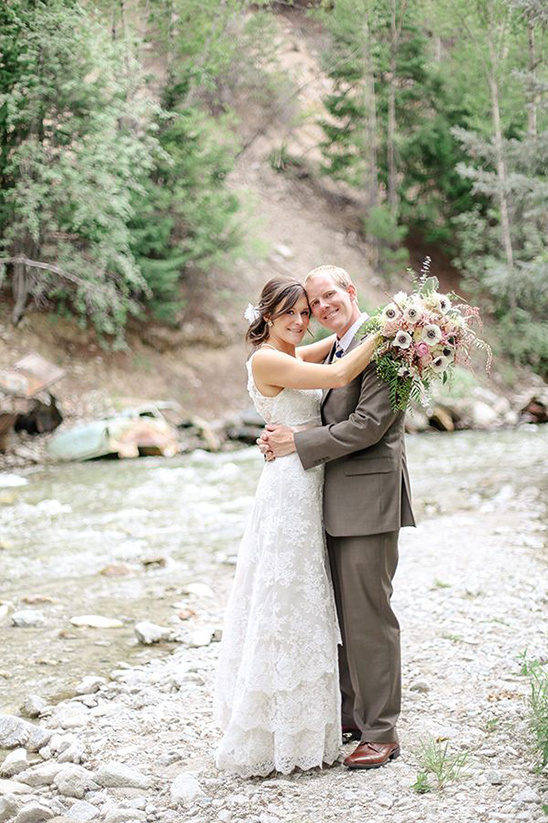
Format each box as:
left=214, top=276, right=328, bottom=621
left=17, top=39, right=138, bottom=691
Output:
left=347, top=284, right=358, bottom=302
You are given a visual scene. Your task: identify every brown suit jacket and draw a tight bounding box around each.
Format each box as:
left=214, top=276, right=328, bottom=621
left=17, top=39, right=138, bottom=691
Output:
left=294, top=338, right=416, bottom=537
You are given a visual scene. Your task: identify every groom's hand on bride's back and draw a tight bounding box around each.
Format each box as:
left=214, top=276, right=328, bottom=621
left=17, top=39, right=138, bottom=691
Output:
left=257, top=424, right=297, bottom=458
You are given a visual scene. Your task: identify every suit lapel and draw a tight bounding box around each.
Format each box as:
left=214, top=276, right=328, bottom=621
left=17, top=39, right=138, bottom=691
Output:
left=321, top=342, right=337, bottom=407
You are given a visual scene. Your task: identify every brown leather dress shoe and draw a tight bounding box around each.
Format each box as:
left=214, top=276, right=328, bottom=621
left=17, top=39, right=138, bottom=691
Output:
left=343, top=741, right=401, bottom=770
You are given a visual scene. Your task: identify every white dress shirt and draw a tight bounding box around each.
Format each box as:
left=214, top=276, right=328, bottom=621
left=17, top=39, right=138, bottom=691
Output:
left=337, top=311, right=369, bottom=355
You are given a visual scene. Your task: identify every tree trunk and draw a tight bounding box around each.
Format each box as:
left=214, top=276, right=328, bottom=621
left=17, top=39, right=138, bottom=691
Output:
left=527, top=21, right=539, bottom=136
left=434, top=35, right=442, bottom=62
left=363, top=13, right=379, bottom=212
left=487, top=29, right=516, bottom=310
left=362, top=11, right=379, bottom=268
left=165, top=0, right=174, bottom=83
left=11, top=237, right=36, bottom=325
left=387, top=0, right=398, bottom=219
left=185, top=0, right=231, bottom=106
left=11, top=83, right=44, bottom=325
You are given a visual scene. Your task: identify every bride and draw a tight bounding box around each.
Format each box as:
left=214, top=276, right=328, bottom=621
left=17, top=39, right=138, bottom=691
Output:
left=214, top=276, right=377, bottom=777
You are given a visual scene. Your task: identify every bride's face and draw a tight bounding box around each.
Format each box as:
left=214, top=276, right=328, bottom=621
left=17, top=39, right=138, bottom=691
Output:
left=268, top=294, right=310, bottom=347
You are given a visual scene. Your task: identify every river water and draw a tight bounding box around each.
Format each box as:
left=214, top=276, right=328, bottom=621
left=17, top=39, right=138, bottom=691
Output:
left=1, top=426, right=547, bottom=714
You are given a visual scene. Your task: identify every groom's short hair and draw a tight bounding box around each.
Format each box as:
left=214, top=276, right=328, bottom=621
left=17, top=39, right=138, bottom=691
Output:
left=304, top=265, right=353, bottom=291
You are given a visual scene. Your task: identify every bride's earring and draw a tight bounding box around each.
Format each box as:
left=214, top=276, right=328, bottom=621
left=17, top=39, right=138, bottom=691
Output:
left=267, top=320, right=273, bottom=327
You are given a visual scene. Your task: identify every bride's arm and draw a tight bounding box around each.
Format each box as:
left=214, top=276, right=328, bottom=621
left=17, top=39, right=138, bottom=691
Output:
left=252, top=335, right=379, bottom=392
left=296, top=334, right=336, bottom=363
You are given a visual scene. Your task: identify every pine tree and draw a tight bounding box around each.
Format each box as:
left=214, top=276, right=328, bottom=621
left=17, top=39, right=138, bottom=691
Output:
left=453, top=0, right=548, bottom=374
left=0, top=0, right=157, bottom=341
left=130, top=108, right=241, bottom=324
left=317, top=0, right=473, bottom=266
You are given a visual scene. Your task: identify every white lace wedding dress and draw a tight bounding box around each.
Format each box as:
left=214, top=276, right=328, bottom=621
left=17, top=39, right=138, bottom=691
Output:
left=213, top=356, right=341, bottom=777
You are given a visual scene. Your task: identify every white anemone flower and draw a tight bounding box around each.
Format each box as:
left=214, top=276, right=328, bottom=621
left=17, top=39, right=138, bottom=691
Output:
left=382, top=302, right=400, bottom=321
left=431, top=355, right=449, bottom=374
left=403, top=302, right=424, bottom=325
left=393, top=330, right=413, bottom=349
left=393, top=291, right=408, bottom=306
left=422, top=324, right=442, bottom=346
left=441, top=346, right=455, bottom=363
left=438, top=293, right=451, bottom=314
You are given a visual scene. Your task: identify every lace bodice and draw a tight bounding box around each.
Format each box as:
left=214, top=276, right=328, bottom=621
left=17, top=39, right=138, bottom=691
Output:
left=246, top=355, right=322, bottom=427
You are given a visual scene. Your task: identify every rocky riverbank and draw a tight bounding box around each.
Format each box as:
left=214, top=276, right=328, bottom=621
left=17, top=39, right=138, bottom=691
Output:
left=2, top=375, right=548, bottom=474
left=1, top=440, right=547, bottom=823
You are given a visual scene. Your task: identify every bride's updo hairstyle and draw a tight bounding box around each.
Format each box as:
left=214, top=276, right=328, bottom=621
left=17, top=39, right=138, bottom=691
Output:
left=246, top=277, right=308, bottom=347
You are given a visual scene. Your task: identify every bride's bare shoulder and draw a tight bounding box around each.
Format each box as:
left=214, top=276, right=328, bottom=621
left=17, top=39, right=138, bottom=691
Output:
left=250, top=347, right=280, bottom=374
left=251, top=346, right=288, bottom=364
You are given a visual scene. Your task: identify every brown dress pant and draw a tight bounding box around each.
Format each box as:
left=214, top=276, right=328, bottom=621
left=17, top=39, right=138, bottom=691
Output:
left=327, top=530, right=401, bottom=744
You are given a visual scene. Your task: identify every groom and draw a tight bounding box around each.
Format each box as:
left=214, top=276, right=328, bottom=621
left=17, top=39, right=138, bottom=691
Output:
left=259, top=265, right=415, bottom=769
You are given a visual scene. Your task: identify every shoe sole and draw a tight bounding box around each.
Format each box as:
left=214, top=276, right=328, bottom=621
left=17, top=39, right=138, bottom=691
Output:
left=344, top=746, right=401, bottom=770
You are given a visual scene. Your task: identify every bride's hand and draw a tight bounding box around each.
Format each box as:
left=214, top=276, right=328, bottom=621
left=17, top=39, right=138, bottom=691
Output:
left=257, top=437, right=274, bottom=461
left=259, top=424, right=297, bottom=458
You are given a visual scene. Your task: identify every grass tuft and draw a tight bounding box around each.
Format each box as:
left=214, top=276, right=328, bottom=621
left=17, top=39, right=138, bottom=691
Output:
left=412, top=738, right=468, bottom=793
left=527, top=660, right=548, bottom=769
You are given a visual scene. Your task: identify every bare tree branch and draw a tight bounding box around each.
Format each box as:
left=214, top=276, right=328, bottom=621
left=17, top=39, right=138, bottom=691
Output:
left=0, top=256, right=103, bottom=292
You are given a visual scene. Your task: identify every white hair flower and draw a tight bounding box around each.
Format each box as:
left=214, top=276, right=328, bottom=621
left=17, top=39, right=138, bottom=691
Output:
left=243, top=303, right=261, bottom=325
left=421, top=324, right=442, bottom=346
left=393, top=330, right=413, bottom=349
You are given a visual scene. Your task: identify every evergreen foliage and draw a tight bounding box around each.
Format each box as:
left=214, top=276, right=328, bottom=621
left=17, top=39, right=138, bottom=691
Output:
left=317, top=0, right=475, bottom=247
left=130, top=109, right=241, bottom=324
left=147, top=0, right=278, bottom=114
left=0, top=0, right=244, bottom=340
left=363, top=205, right=409, bottom=283
left=0, top=0, right=157, bottom=340
left=450, top=0, right=548, bottom=375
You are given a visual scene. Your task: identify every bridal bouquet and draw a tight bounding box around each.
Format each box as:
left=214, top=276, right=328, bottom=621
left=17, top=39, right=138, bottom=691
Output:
left=359, top=261, right=492, bottom=412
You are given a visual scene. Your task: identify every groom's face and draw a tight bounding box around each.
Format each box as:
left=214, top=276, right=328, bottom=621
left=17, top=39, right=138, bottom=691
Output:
left=306, top=273, right=359, bottom=336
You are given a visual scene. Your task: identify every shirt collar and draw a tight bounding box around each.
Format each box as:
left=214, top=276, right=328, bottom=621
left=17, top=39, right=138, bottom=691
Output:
left=337, top=311, right=369, bottom=353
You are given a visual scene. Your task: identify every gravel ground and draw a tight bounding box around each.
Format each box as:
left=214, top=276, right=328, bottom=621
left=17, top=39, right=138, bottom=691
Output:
left=1, top=484, right=547, bottom=823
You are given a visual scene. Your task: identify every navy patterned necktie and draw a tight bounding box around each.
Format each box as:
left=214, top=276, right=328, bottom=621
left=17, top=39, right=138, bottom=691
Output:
left=334, top=342, right=345, bottom=359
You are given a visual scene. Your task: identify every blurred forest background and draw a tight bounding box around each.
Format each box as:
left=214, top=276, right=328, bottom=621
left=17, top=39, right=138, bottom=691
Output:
left=1, top=0, right=548, bottom=410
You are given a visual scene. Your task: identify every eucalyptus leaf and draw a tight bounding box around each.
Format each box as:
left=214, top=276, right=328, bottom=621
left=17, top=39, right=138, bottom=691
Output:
left=420, top=277, right=439, bottom=295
